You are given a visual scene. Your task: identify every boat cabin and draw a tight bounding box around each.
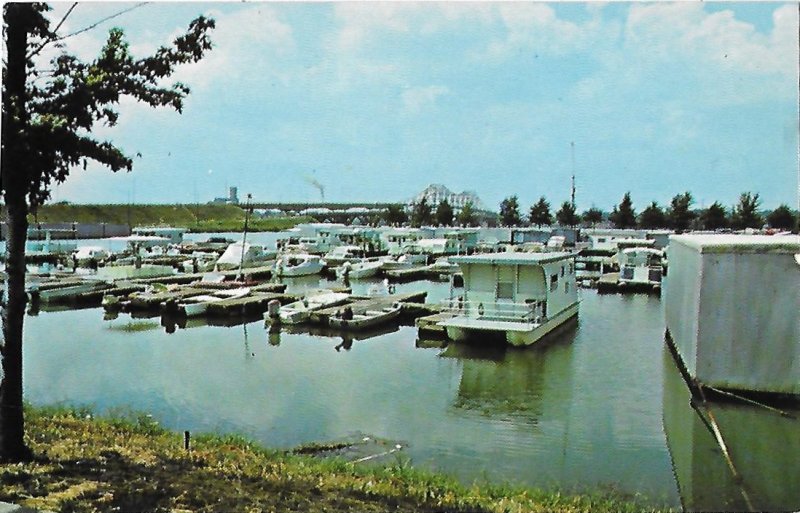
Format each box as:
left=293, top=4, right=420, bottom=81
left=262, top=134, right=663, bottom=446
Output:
left=439, top=252, right=579, bottom=346
left=665, top=234, right=800, bottom=397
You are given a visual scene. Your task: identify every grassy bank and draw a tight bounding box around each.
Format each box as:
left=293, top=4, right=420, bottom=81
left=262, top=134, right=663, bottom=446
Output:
left=0, top=407, right=669, bottom=513
left=24, top=204, right=313, bottom=232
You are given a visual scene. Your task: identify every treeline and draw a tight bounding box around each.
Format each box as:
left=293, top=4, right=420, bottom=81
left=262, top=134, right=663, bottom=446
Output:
left=392, top=191, right=798, bottom=231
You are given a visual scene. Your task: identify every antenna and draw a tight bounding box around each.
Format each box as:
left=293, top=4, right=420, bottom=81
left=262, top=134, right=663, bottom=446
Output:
left=570, top=141, right=576, bottom=210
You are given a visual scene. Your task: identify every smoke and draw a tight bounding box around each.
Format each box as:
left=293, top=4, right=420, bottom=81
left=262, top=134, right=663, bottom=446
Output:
left=303, top=175, right=325, bottom=201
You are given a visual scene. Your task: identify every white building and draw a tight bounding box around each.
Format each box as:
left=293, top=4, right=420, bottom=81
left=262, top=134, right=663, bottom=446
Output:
left=408, top=184, right=484, bottom=213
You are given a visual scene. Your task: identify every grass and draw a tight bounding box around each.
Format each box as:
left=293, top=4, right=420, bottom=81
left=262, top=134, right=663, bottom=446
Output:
left=23, top=203, right=314, bottom=232
left=0, top=406, right=672, bottom=513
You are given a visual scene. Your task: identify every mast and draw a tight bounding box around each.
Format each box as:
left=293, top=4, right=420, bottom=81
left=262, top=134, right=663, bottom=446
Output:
left=570, top=141, right=576, bottom=210
left=237, top=193, right=253, bottom=281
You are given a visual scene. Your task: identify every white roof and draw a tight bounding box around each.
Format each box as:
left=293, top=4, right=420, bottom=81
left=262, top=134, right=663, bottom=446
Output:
left=451, top=252, right=574, bottom=265
left=671, top=234, right=800, bottom=254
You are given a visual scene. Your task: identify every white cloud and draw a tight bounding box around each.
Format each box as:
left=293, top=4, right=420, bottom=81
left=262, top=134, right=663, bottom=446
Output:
left=401, top=85, right=449, bottom=114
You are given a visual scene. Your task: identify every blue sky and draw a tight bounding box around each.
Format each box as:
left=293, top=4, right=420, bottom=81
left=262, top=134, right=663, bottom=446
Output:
left=40, top=2, right=799, bottom=212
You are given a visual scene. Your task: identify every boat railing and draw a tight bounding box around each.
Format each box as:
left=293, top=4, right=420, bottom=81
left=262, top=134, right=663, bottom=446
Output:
left=439, top=299, right=543, bottom=324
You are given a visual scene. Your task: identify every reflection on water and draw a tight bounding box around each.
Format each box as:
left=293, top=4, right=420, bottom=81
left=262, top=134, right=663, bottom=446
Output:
left=23, top=289, right=682, bottom=506
left=441, top=328, right=576, bottom=425
left=662, top=346, right=800, bottom=512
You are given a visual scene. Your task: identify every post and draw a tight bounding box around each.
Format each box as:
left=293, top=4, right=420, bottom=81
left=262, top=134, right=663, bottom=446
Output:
left=237, top=194, right=252, bottom=281
left=184, top=430, right=190, bottom=451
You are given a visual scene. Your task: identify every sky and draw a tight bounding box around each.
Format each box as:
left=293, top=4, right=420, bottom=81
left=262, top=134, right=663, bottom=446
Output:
left=32, top=1, right=800, bottom=212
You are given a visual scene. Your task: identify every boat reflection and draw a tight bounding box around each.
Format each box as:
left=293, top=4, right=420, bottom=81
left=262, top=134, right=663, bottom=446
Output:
left=440, top=325, right=576, bottom=424
left=662, top=346, right=800, bottom=512
left=278, top=322, right=401, bottom=350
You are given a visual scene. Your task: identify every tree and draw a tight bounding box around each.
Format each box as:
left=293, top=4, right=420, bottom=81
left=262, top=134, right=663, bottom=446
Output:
left=730, top=192, right=763, bottom=230
left=410, top=197, right=433, bottom=227
left=638, top=201, right=666, bottom=229
left=666, top=192, right=696, bottom=232
left=555, top=201, right=579, bottom=227
left=383, top=204, right=407, bottom=226
left=528, top=196, right=552, bottom=227
left=499, top=195, right=521, bottom=227
left=766, top=204, right=797, bottom=231
left=1, top=3, right=214, bottom=461
left=608, top=192, right=636, bottom=229
left=700, top=202, right=728, bottom=230
left=435, top=199, right=454, bottom=227
left=457, top=200, right=477, bottom=227
left=581, top=207, right=603, bottom=228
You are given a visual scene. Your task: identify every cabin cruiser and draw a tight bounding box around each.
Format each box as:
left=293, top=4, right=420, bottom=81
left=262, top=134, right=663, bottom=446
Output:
left=215, top=242, right=277, bottom=271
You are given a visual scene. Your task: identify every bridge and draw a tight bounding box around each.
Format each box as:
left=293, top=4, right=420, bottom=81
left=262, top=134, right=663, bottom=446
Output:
left=246, top=202, right=398, bottom=212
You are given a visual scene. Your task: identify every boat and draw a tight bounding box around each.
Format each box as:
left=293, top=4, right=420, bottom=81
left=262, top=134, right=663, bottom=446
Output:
left=267, top=290, right=350, bottom=325
left=380, top=248, right=429, bottom=271
left=335, top=258, right=384, bottom=280
left=322, top=245, right=367, bottom=267
left=73, top=246, right=110, bottom=265
left=438, top=252, right=579, bottom=347
left=273, top=254, right=325, bottom=277
left=328, top=303, right=402, bottom=331
left=617, top=247, right=664, bottom=290
left=214, top=242, right=277, bottom=271
left=177, top=287, right=251, bottom=317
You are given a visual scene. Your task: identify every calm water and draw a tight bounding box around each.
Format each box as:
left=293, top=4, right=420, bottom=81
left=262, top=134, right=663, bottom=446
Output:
left=19, top=260, right=800, bottom=510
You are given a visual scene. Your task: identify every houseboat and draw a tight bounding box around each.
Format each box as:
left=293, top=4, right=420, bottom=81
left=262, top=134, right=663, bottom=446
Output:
left=664, top=234, right=800, bottom=397
left=438, top=252, right=579, bottom=346
left=617, top=247, right=664, bottom=290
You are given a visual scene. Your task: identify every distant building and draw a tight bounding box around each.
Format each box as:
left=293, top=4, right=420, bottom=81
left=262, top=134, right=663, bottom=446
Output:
left=408, top=184, right=484, bottom=213
left=212, top=186, right=239, bottom=205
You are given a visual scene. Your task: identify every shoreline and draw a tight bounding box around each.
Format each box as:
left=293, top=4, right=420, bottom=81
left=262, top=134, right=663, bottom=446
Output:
left=0, top=406, right=670, bottom=513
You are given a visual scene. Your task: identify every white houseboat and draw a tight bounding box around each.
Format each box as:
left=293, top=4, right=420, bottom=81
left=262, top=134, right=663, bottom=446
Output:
left=438, top=252, right=579, bottom=346
left=617, top=247, right=664, bottom=290
left=664, top=234, right=800, bottom=397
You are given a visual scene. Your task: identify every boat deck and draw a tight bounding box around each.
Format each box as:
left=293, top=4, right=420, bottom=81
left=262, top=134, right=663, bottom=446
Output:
left=438, top=316, right=536, bottom=333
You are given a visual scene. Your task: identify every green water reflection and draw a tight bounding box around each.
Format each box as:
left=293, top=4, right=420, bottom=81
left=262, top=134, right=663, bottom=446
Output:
left=22, top=286, right=798, bottom=509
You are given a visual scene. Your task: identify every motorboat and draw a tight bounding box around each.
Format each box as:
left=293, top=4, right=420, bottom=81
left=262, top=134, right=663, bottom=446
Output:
left=274, top=253, right=325, bottom=277
left=335, top=258, right=384, bottom=280
left=215, top=242, right=277, bottom=271
left=328, top=303, right=402, bottom=331
left=267, top=290, right=350, bottom=325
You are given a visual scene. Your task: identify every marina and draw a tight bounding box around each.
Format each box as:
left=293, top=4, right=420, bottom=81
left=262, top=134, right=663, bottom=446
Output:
left=7, top=227, right=797, bottom=511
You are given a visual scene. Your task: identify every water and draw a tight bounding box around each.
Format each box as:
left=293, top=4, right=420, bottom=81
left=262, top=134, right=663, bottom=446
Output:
left=17, top=265, right=800, bottom=510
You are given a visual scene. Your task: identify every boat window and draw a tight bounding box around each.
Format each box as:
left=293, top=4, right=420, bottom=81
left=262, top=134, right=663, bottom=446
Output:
left=550, top=274, right=558, bottom=291
left=497, top=282, right=514, bottom=300
left=564, top=281, right=569, bottom=293
left=561, top=266, right=565, bottom=277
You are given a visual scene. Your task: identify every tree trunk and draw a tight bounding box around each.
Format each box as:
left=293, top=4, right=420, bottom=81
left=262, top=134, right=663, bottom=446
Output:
left=0, top=3, right=33, bottom=462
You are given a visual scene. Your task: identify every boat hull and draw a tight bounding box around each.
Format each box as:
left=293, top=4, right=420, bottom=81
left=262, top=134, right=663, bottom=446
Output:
left=443, top=301, right=579, bottom=347
left=328, top=306, right=401, bottom=331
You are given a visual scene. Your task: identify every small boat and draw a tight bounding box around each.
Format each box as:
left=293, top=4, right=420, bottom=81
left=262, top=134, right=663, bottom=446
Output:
left=328, top=303, right=402, bottom=331
left=178, top=287, right=251, bottom=317
left=323, top=245, right=367, bottom=267
left=73, top=246, right=111, bottom=265
left=380, top=251, right=428, bottom=271
left=274, top=254, right=325, bottom=277
left=335, top=258, right=384, bottom=280
left=267, top=291, right=350, bottom=324
left=215, top=242, right=277, bottom=271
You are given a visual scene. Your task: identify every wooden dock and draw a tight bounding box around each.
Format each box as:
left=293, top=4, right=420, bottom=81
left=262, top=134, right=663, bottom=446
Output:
left=415, top=311, right=456, bottom=338
left=205, top=292, right=297, bottom=317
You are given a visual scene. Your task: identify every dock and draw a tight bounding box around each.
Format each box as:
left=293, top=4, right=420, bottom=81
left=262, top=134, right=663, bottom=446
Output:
left=206, top=292, right=297, bottom=317
left=415, top=311, right=456, bottom=338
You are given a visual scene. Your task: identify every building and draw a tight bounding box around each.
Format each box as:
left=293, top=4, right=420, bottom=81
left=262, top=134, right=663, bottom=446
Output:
left=408, top=184, right=484, bottom=213
left=212, top=186, right=239, bottom=205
